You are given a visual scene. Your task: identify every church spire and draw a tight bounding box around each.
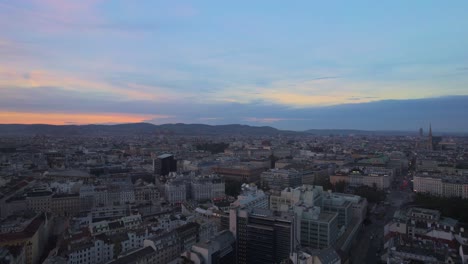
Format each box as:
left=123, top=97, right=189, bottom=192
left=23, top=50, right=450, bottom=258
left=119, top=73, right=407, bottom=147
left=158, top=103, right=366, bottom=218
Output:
left=427, top=123, right=433, bottom=150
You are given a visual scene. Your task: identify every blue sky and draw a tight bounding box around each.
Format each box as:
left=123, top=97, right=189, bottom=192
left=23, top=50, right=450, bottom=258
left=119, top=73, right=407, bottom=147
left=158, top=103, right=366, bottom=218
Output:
left=1, top=0, right=467, bottom=131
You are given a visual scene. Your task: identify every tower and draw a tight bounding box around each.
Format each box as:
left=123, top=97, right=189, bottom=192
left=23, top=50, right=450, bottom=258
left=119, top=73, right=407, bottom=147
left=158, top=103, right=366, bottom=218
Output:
left=419, top=128, right=423, bottom=137
left=427, top=124, right=433, bottom=150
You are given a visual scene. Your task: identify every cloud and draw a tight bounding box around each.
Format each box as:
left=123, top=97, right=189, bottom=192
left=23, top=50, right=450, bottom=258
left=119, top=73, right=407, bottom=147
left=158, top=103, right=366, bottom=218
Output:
left=0, top=111, right=172, bottom=125
left=199, top=117, right=224, bottom=121
left=0, top=68, right=182, bottom=102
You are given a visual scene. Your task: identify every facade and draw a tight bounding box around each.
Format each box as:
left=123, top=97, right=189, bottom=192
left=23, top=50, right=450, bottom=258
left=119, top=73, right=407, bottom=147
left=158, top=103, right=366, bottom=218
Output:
left=295, top=206, right=339, bottom=250
left=413, top=174, right=443, bottom=196
left=190, top=175, right=225, bottom=201
left=228, top=207, right=297, bottom=264
left=153, top=154, right=177, bottom=176
left=0, top=245, right=26, bottom=264
left=230, top=184, right=268, bottom=210
left=331, top=169, right=392, bottom=189
left=322, top=194, right=352, bottom=229
left=143, top=231, right=181, bottom=264
left=0, top=213, right=52, bottom=264
left=212, top=165, right=265, bottom=183
left=383, top=207, right=467, bottom=263
left=134, top=185, right=160, bottom=203
left=175, top=222, right=200, bottom=252
left=414, top=174, right=468, bottom=198
left=164, top=179, right=187, bottom=204
left=270, top=185, right=324, bottom=212
left=64, top=229, right=157, bottom=264
left=181, top=230, right=236, bottom=264
left=26, top=190, right=52, bottom=214
left=261, top=169, right=302, bottom=190
left=106, top=246, right=157, bottom=264
left=51, top=194, right=81, bottom=216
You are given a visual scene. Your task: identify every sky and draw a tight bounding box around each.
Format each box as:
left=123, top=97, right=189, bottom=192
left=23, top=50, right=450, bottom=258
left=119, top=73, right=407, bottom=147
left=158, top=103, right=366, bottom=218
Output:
left=1, top=0, right=468, bottom=131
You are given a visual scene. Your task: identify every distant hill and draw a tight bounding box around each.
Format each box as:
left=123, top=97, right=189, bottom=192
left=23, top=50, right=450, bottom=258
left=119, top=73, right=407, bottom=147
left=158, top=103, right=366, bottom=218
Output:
left=304, top=129, right=418, bottom=136
left=0, top=123, right=300, bottom=136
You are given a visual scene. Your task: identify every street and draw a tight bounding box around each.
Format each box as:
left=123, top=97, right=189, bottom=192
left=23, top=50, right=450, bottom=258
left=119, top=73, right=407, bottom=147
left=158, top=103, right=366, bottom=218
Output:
left=350, top=179, right=413, bottom=263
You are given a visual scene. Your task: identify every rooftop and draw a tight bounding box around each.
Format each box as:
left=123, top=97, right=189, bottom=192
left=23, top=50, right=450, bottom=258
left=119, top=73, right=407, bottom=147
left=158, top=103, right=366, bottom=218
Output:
left=107, top=247, right=156, bottom=264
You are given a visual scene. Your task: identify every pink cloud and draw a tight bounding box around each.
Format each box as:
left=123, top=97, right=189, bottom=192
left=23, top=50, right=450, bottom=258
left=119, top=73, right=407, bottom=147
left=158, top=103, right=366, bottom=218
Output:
left=0, top=0, right=103, bottom=34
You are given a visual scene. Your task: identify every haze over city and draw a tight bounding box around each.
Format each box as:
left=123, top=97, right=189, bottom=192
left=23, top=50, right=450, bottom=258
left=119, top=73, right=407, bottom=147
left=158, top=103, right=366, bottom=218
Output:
left=1, top=0, right=468, bottom=131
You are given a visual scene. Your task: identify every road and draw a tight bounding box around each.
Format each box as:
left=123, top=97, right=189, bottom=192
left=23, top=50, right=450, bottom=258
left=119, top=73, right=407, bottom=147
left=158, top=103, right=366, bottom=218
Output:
left=350, top=180, right=413, bottom=263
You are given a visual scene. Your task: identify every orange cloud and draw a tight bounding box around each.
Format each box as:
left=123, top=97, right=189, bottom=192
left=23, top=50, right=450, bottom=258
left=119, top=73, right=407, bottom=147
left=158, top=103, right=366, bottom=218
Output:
left=0, top=67, right=169, bottom=102
left=0, top=111, right=171, bottom=125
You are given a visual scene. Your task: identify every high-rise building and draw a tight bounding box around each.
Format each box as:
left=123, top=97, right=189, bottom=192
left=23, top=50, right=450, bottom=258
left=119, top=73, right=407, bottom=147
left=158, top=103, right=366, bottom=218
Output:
left=229, top=207, right=298, bottom=264
left=322, top=194, right=352, bottom=229
left=153, top=154, right=177, bottom=176
left=294, top=205, right=338, bottom=250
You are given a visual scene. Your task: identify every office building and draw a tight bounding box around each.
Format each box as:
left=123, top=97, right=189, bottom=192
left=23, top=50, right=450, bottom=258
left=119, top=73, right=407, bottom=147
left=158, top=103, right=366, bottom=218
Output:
left=295, top=206, right=338, bottom=250
left=153, top=154, right=177, bottom=176
left=229, top=207, right=298, bottom=264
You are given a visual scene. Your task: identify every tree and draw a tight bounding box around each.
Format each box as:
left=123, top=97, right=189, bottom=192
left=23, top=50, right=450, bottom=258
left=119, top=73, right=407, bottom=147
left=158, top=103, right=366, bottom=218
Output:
left=335, top=180, right=347, bottom=193
left=225, top=180, right=242, bottom=197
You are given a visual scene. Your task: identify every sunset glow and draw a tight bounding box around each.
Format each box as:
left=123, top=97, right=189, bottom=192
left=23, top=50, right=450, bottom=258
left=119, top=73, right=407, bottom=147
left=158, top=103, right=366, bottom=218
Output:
left=0, top=112, right=169, bottom=125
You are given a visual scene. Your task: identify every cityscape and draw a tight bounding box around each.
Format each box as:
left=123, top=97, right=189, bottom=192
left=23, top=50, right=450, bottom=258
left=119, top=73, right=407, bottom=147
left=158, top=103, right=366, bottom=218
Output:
left=1, top=1, right=468, bottom=264
left=1, top=124, right=468, bottom=264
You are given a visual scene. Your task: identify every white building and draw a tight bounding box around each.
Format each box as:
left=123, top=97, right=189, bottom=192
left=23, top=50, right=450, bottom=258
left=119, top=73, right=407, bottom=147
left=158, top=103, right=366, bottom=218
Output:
left=230, top=183, right=268, bottom=209
left=190, top=175, right=225, bottom=201
left=413, top=174, right=468, bottom=198
left=270, top=185, right=324, bottom=212
left=165, top=180, right=186, bottom=204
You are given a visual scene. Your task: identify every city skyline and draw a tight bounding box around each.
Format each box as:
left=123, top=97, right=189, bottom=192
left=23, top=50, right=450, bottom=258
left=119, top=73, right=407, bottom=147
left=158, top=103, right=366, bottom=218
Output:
left=1, top=1, right=468, bottom=131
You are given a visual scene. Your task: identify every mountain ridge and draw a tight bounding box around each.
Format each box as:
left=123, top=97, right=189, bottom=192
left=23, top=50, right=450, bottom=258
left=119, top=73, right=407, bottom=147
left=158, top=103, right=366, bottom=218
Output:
left=0, top=123, right=465, bottom=136
left=0, top=123, right=298, bottom=136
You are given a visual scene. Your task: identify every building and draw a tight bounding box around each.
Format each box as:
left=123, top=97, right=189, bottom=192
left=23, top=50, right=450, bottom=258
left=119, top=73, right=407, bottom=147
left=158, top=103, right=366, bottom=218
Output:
left=212, top=165, right=265, bottom=183
left=190, top=175, right=225, bottom=201
left=295, top=206, right=339, bottom=250
left=164, top=179, right=187, bottom=204
left=330, top=168, right=393, bottom=190
left=413, top=173, right=468, bottom=198
left=228, top=207, right=298, bottom=264
left=143, top=231, right=181, bottom=264
left=230, top=183, right=268, bottom=210
left=322, top=193, right=352, bottom=229
left=134, top=185, right=160, bottom=203
left=260, top=169, right=302, bottom=190
left=383, top=207, right=466, bottom=263
left=26, top=189, right=52, bottom=214
left=0, top=213, right=52, bottom=264
left=289, top=248, right=341, bottom=264
left=181, top=230, right=236, bottom=264
left=153, top=154, right=177, bottom=176
left=106, top=246, right=157, bottom=264
left=175, top=222, right=200, bottom=252
left=0, top=245, right=26, bottom=264
left=270, top=185, right=324, bottom=212
left=51, top=194, right=81, bottom=216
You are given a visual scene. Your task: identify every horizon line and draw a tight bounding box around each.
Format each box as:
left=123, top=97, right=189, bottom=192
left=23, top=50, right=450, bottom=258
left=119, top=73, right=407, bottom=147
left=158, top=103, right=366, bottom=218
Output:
left=0, top=122, right=466, bottom=134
